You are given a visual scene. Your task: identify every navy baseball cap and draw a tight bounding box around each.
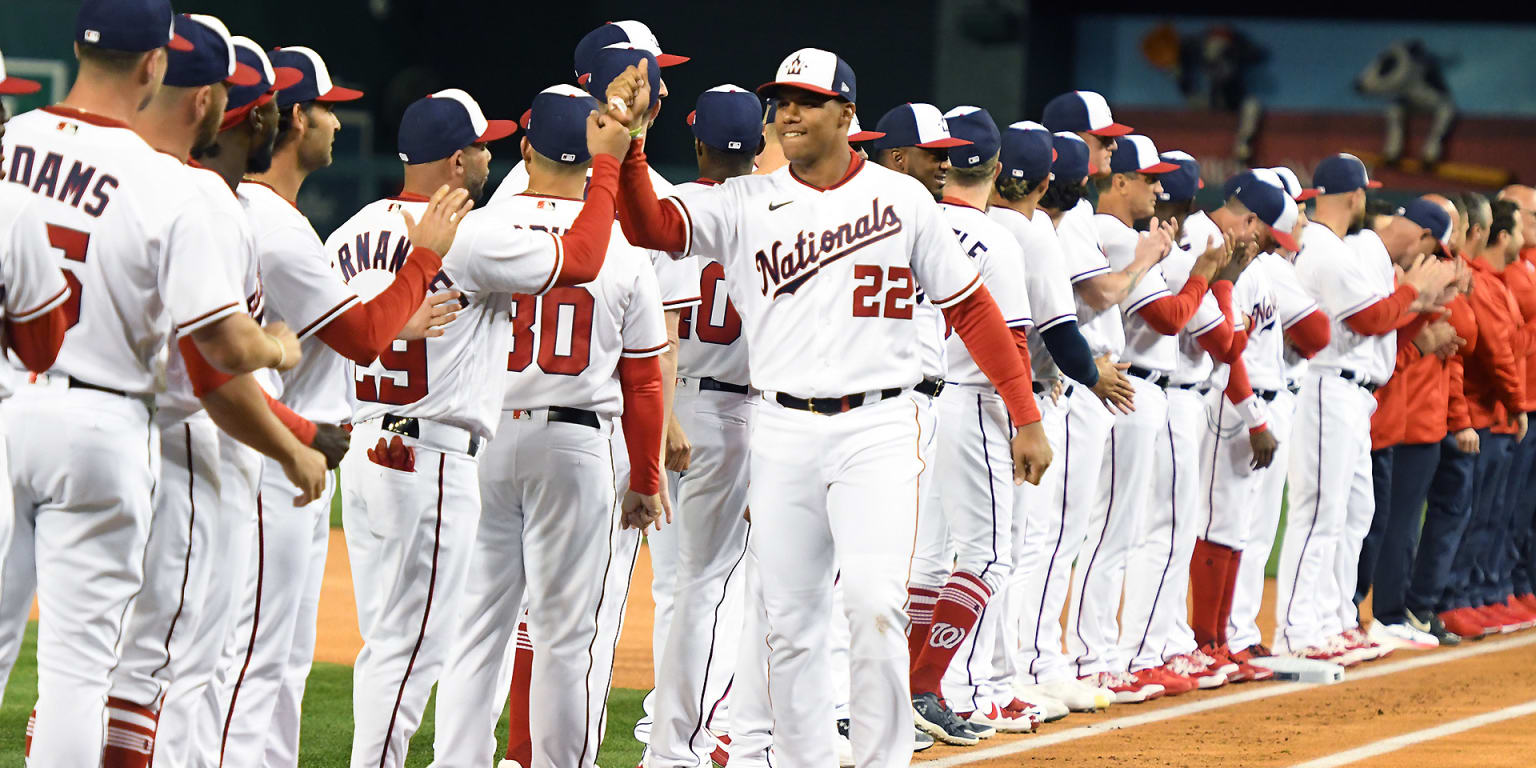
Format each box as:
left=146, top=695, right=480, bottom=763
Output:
left=1230, top=172, right=1301, bottom=252
left=1108, top=135, right=1179, bottom=175
left=1399, top=197, right=1454, bottom=258
left=1052, top=131, right=1091, bottom=182
left=847, top=115, right=883, bottom=143
left=999, top=121, right=1055, bottom=182
left=527, top=84, right=601, bottom=165
left=1042, top=91, right=1132, bottom=137
left=1157, top=150, right=1202, bottom=202
left=573, top=21, right=687, bottom=85
left=758, top=48, right=856, bottom=104
left=0, top=49, right=41, bottom=95
left=223, top=37, right=302, bottom=130
left=871, top=103, right=969, bottom=151
left=588, top=44, right=660, bottom=114
left=269, top=47, right=363, bottom=109
left=397, top=89, right=516, bottom=165
left=164, top=15, right=260, bottom=89
left=75, top=0, right=192, bottom=53
left=687, top=85, right=761, bottom=153
left=1307, top=153, right=1381, bottom=198
left=943, top=106, right=1000, bottom=168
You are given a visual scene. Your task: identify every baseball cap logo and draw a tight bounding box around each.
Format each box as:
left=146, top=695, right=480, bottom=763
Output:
left=786, top=56, right=803, bottom=75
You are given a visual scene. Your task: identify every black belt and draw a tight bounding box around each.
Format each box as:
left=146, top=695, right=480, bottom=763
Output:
left=1256, top=389, right=1280, bottom=402
left=1288, top=383, right=1301, bottom=396
left=698, top=377, right=749, bottom=395
left=1338, top=369, right=1379, bottom=393
left=1171, top=381, right=1203, bottom=391
left=68, top=376, right=129, bottom=398
left=381, top=412, right=483, bottom=457
left=1032, top=381, right=1075, bottom=399
left=1127, top=365, right=1170, bottom=389
left=776, top=388, right=902, bottom=415
left=915, top=377, right=945, bottom=398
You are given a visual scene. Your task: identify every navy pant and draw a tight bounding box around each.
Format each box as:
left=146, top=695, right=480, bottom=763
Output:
left=1502, top=422, right=1536, bottom=596
left=1355, top=447, right=1396, bottom=607
left=1449, top=430, right=1514, bottom=608
left=1364, top=442, right=1441, bottom=625
left=1406, top=434, right=1477, bottom=616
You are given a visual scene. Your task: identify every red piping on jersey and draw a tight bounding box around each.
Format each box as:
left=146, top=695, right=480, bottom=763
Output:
left=787, top=149, right=865, bottom=192
left=40, top=105, right=131, bottom=129
left=388, top=191, right=432, bottom=203
left=517, top=192, right=584, bottom=202
left=692, top=177, right=721, bottom=186
left=241, top=180, right=302, bottom=211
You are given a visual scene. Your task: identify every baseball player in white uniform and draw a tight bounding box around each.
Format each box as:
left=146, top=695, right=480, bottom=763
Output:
left=432, top=84, right=667, bottom=768
left=1, top=2, right=306, bottom=762
left=332, top=86, right=638, bottom=767
left=1277, top=154, right=1453, bottom=657
left=605, top=50, right=1051, bottom=768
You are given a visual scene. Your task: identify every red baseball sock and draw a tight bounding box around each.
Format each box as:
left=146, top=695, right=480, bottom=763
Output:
left=506, top=620, right=534, bottom=767
left=910, top=572, right=990, bottom=696
left=1217, top=549, right=1244, bottom=648
left=1189, top=538, right=1234, bottom=649
left=101, top=697, right=158, bottom=768
left=24, top=709, right=33, bottom=757
left=906, top=585, right=941, bottom=666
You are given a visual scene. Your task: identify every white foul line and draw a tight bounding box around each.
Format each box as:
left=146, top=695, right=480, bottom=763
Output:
left=920, top=632, right=1536, bottom=767
left=1288, top=698, right=1536, bottom=767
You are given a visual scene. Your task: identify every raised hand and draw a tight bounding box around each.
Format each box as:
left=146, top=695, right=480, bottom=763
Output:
left=587, top=108, right=633, bottom=161
left=603, top=58, right=651, bottom=132
left=400, top=185, right=473, bottom=256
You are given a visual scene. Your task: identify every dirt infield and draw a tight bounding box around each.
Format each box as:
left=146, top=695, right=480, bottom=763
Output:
left=312, top=532, right=1536, bottom=765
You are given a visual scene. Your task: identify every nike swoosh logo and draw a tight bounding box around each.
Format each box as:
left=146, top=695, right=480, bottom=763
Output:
left=768, top=200, right=794, bottom=211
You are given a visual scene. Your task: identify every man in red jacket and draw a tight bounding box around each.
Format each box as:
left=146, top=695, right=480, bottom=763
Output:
left=1496, top=185, right=1536, bottom=613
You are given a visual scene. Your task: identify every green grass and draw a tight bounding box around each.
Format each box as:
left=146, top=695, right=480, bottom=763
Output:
left=0, top=622, right=648, bottom=767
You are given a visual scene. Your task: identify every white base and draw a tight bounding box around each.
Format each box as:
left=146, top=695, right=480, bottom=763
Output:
left=1249, top=655, right=1345, bottom=684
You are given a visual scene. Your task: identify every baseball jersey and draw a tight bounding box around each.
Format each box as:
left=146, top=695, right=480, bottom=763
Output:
left=496, top=193, right=667, bottom=415
left=1, top=106, right=246, bottom=396
left=330, top=193, right=587, bottom=440
left=940, top=199, right=1031, bottom=387
left=1058, top=199, right=1124, bottom=358
left=674, top=179, right=751, bottom=386
left=990, top=205, right=1074, bottom=383
left=1294, top=223, right=1392, bottom=379
left=1096, top=214, right=1178, bottom=372
left=0, top=182, right=72, bottom=396
left=1167, top=211, right=1228, bottom=385
left=1346, top=229, right=1399, bottom=383
left=662, top=153, right=982, bottom=397
left=489, top=158, right=673, bottom=209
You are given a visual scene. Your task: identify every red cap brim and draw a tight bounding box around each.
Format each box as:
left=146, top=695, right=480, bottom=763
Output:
left=1296, top=189, right=1320, bottom=202
left=478, top=119, right=518, bottom=143
left=1088, top=122, right=1133, bottom=137
left=1198, top=178, right=1205, bottom=189
left=848, top=130, right=885, bottom=142
left=755, top=81, right=843, bottom=100
left=317, top=85, right=364, bottom=102
left=657, top=53, right=689, bottom=67
left=1270, top=225, right=1300, bottom=253
left=168, top=33, right=194, bottom=52
left=271, top=67, right=303, bottom=91
left=1141, top=161, right=1181, bottom=174
left=0, top=77, right=41, bottom=95
left=577, top=72, right=592, bottom=86
left=686, top=109, right=696, bottom=126
left=915, top=137, right=972, bottom=149
left=1367, top=180, right=1384, bottom=189
left=226, top=61, right=262, bottom=88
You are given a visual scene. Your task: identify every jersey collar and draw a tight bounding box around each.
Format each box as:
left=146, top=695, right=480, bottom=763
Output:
left=40, top=105, right=132, bottom=129
left=939, top=195, right=983, bottom=212
left=240, top=179, right=302, bottom=212
left=787, top=149, right=864, bottom=192
left=389, top=191, right=432, bottom=203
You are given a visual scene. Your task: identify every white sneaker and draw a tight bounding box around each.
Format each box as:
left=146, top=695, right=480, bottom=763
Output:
left=1011, top=685, right=1069, bottom=722
left=1036, top=677, right=1112, bottom=711
left=1369, top=620, right=1439, bottom=651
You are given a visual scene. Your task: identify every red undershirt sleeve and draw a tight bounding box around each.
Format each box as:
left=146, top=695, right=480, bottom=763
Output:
left=1345, top=285, right=1419, bottom=336
left=618, top=354, right=664, bottom=495
left=1135, top=275, right=1210, bottom=335
left=1286, top=309, right=1331, bottom=359
left=942, top=285, right=1041, bottom=426
left=315, top=246, right=442, bottom=364
left=178, top=336, right=316, bottom=445
left=6, top=304, right=67, bottom=373
left=615, top=141, right=687, bottom=253
left=552, top=154, right=623, bottom=287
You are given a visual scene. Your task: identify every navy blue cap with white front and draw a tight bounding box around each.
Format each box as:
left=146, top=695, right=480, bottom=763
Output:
left=943, top=106, right=999, bottom=168
left=1108, top=135, right=1179, bottom=175
left=872, top=103, right=969, bottom=151
left=572, top=20, right=688, bottom=85
left=1309, top=153, right=1382, bottom=197
left=75, top=0, right=192, bottom=53
left=588, top=44, right=660, bottom=113
left=1052, top=131, right=1090, bottom=182
left=1399, top=197, right=1454, bottom=257
left=528, top=84, right=602, bottom=165
left=164, top=14, right=260, bottom=89
left=688, top=85, right=761, bottom=153
left=757, top=47, right=856, bottom=103
left=1229, top=171, right=1301, bottom=252
left=1000, top=121, right=1054, bottom=182
left=1157, top=151, right=1201, bottom=202
left=397, top=88, right=517, bottom=165
left=269, top=47, right=364, bottom=109
left=1041, top=91, right=1132, bottom=137
left=225, top=37, right=302, bottom=119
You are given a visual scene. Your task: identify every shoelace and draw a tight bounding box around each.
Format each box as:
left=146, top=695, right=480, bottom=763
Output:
left=1109, top=670, right=1141, bottom=688
left=1166, top=655, right=1205, bottom=676
left=1193, top=648, right=1222, bottom=667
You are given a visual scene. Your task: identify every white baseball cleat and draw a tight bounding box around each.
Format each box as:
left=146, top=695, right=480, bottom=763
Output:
left=1010, top=685, right=1069, bottom=722
left=1035, top=677, right=1113, bottom=711
left=1369, top=619, right=1438, bottom=651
